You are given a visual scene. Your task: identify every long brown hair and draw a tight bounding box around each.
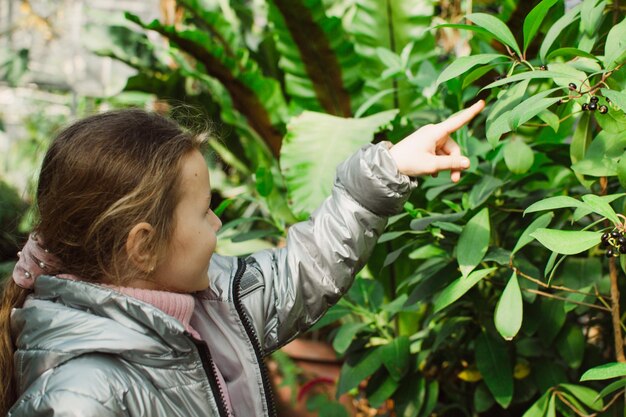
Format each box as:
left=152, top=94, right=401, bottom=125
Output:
left=0, top=109, right=205, bottom=413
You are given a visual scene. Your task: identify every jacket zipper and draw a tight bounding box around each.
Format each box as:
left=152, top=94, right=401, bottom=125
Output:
left=190, top=337, right=230, bottom=417
left=232, top=257, right=277, bottom=417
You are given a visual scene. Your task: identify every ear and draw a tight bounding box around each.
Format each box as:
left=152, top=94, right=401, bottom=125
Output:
left=126, top=222, right=156, bottom=273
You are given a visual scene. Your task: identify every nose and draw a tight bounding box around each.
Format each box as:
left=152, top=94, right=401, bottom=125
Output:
left=210, top=211, right=222, bottom=231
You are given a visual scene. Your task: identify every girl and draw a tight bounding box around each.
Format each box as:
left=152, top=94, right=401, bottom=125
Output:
left=1, top=101, right=483, bottom=416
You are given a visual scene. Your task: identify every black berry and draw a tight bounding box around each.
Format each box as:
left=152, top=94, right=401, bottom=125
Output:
left=540, top=65, right=548, bottom=70
left=607, top=249, right=615, bottom=258
left=619, top=246, right=626, bottom=254
left=568, top=83, right=577, bottom=91
left=602, top=232, right=610, bottom=242
left=589, top=102, right=598, bottom=111
left=582, top=103, right=588, bottom=111
left=599, top=105, right=608, bottom=114
left=611, top=231, right=620, bottom=239
left=590, top=96, right=599, bottom=103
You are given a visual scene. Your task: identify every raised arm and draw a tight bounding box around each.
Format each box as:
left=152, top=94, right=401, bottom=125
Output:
left=240, top=101, right=484, bottom=353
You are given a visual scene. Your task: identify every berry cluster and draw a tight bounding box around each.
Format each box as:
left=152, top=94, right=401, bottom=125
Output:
left=581, top=96, right=608, bottom=113
left=600, top=231, right=626, bottom=257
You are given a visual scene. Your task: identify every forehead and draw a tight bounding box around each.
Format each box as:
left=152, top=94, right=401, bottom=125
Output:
left=179, top=150, right=211, bottom=196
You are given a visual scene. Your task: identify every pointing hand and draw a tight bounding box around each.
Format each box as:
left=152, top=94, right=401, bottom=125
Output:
left=388, top=100, right=485, bottom=183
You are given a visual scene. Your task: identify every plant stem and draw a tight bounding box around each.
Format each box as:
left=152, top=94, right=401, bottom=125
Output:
left=556, top=392, right=588, bottom=417
left=523, top=288, right=610, bottom=312
left=600, top=174, right=626, bottom=362
left=386, top=241, right=399, bottom=335
left=512, top=265, right=610, bottom=299
left=524, top=110, right=581, bottom=127
left=386, top=0, right=399, bottom=110
left=608, top=257, right=625, bottom=362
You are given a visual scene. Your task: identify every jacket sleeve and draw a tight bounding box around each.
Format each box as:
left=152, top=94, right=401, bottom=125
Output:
left=8, top=390, right=123, bottom=417
left=240, top=142, right=417, bottom=353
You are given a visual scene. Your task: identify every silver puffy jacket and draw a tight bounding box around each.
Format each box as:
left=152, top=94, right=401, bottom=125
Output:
left=9, top=143, right=416, bottom=417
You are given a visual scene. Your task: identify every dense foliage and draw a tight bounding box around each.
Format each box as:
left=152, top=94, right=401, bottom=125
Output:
left=6, top=0, right=626, bottom=415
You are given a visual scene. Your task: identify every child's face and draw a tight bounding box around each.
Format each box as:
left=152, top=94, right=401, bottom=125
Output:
left=151, top=149, right=222, bottom=292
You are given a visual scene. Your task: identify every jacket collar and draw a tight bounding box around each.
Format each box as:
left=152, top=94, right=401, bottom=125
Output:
left=12, top=275, right=198, bottom=391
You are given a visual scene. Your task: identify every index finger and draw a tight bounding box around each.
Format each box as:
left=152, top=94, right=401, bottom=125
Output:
left=439, top=100, right=485, bottom=134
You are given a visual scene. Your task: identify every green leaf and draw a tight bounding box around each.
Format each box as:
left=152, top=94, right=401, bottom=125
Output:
left=524, top=196, right=586, bottom=215
left=333, top=323, right=368, bottom=354
left=494, top=272, right=523, bottom=340
left=462, top=63, right=502, bottom=89
left=408, top=244, right=446, bottom=260
left=580, top=362, right=626, bottom=381
left=603, top=16, right=626, bottom=69
left=618, top=151, right=626, bottom=188
left=559, top=384, right=603, bottom=411
left=269, top=0, right=361, bottom=116
left=572, top=157, right=617, bottom=177
left=523, top=0, right=559, bottom=53
left=597, top=378, right=626, bottom=399
left=538, top=110, right=560, bottom=132
left=546, top=47, right=599, bottom=61
left=466, top=13, right=521, bottom=57
left=487, top=111, right=513, bottom=147
left=367, top=373, right=399, bottom=409
left=547, top=394, right=556, bottom=417
left=468, top=176, right=504, bottom=208
left=436, top=54, right=507, bottom=87
left=539, top=4, right=581, bottom=62
left=512, top=212, right=554, bottom=255
left=351, top=0, right=435, bottom=113
left=474, top=383, right=495, bottom=413
left=457, top=208, right=491, bottom=278
left=581, top=0, right=606, bottom=36
left=281, top=110, right=398, bottom=219
left=547, top=63, right=590, bottom=91
left=595, top=109, right=626, bottom=134
left=509, top=88, right=565, bottom=129
left=213, top=199, right=234, bottom=217
left=433, top=268, right=496, bottom=313
left=522, top=391, right=551, bottom=417
left=482, top=70, right=574, bottom=90
left=420, top=380, right=439, bottom=417
left=571, top=112, right=592, bottom=166
left=337, top=347, right=382, bottom=395
left=475, top=331, right=513, bottom=408
left=486, top=80, right=530, bottom=146
left=601, top=89, right=626, bottom=112
left=529, top=229, right=601, bottom=255
left=581, top=194, right=620, bottom=225
left=504, top=137, right=534, bottom=174
left=380, top=336, right=410, bottom=381
left=394, top=375, right=427, bottom=417
left=556, top=326, right=585, bottom=369
left=255, top=166, right=274, bottom=197
left=572, top=194, right=626, bottom=221
left=125, top=10, right=287, bottom=157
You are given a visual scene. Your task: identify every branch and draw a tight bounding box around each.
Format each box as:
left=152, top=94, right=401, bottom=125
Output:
left=511, top=264, right=610, bottom=300
left=608, top=257, right=625, bottom=362
left=524, top=289, right=610, bottom=312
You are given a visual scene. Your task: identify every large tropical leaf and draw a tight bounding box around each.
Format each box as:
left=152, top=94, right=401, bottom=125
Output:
left=347, top=0, right=435, bottom=112
left=281, top=110, right=398, bottom=219
left=268, top=0, right=362, bottom=116
left=126, top=9, right=287, bottom=157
